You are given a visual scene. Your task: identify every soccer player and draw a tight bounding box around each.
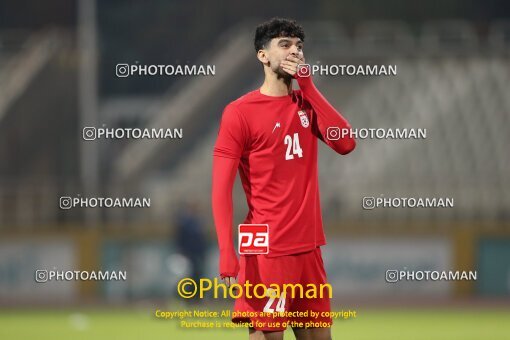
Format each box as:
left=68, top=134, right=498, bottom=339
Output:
left=212, top=18, right=355, bottom=340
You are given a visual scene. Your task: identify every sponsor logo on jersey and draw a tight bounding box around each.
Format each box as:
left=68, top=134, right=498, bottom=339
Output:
left=238, top=224, right=269, bottom=254
left=298, top=110, right=309, bottom=128
left=272, top=122, right=281, bottom=133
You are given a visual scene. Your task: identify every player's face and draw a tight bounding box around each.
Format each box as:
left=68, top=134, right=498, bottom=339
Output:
left=266, top=37, right=304, bottom=78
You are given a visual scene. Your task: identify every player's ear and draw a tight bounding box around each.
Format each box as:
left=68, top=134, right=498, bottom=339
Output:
left=257, top=49, right=269, bottom=65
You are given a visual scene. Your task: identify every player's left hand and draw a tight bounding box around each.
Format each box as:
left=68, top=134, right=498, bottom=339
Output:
left=222, top=276, right=239, bottom=293
left=281, top=55, right=305, bottom=77
left=222, top=276, right=237, bottom=287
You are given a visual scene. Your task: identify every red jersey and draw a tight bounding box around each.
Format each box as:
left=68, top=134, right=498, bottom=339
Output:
left=212, top=75, right=355, bottom=277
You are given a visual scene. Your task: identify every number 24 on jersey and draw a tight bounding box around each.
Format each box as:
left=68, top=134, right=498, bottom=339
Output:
left=284, top=133, right=303, bottom=160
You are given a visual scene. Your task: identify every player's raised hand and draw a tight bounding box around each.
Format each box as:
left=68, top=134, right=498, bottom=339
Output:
left=280, top=55, right=305, bottom=77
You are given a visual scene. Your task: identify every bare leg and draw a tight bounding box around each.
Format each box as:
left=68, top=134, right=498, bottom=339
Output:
left=249, top=327, right=285, bottom=340
left=292, top=327, right=332, bottom=340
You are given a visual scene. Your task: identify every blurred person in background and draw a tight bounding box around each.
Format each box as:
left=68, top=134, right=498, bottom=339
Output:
left=174, top=201, right=207, bottom=293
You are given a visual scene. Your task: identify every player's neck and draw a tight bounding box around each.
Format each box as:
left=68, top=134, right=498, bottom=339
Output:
left=260, top=72, right=293, bottom=97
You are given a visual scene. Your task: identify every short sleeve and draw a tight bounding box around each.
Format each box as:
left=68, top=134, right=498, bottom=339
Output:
left=213, top=104, right=247, bottom=159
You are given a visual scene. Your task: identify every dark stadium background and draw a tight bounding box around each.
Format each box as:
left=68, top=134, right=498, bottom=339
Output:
left=0, top=0, right=509, bottom=339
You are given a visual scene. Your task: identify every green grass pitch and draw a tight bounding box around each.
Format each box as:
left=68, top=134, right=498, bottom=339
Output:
left=1, top=308, right=509, bottom=339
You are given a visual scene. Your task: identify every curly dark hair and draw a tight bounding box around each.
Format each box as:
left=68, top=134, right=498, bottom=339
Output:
left=254, top=17, right=305, bottom=52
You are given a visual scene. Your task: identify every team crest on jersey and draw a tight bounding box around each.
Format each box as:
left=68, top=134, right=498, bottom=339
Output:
left=298, top=110, right=309, bottom=128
